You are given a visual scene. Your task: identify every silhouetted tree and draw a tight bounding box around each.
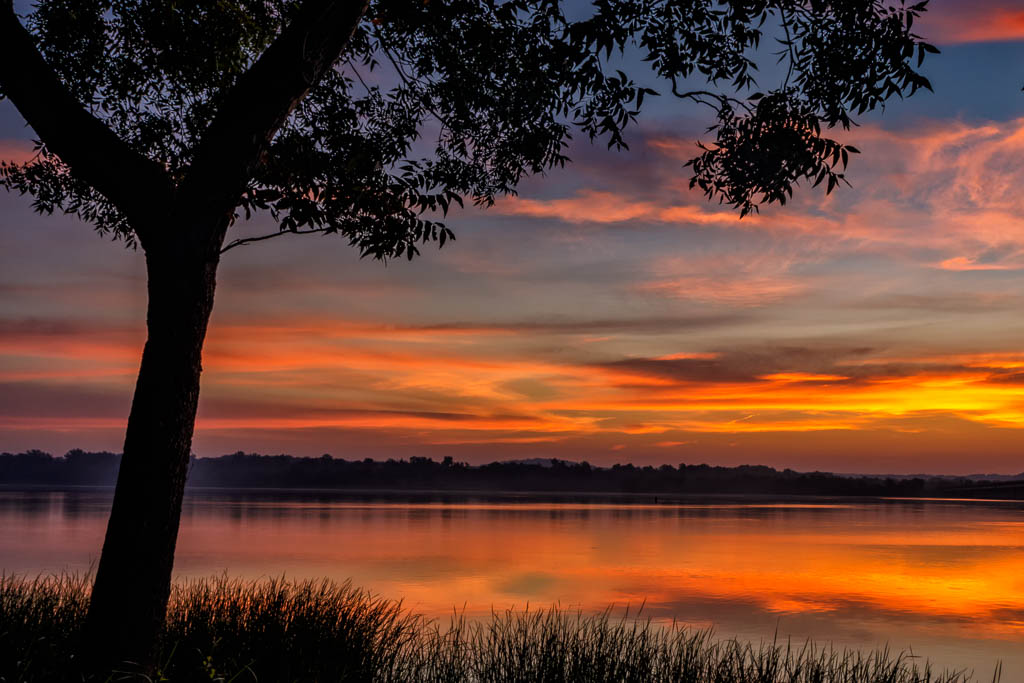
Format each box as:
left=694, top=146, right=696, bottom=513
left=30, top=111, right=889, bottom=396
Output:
left=0, top=0, right=935, bottom=669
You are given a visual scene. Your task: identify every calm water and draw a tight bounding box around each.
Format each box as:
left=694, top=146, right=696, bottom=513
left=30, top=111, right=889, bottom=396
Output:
left=2, top=489, right=1022, bottom=679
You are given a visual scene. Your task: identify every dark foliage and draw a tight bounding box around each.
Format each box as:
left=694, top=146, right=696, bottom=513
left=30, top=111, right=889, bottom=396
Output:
left=0, top=0, right=937, bottom=253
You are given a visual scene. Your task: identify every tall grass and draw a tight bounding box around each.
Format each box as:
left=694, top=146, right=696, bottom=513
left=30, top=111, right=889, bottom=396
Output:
left=0, top=574, right=997, bottom=682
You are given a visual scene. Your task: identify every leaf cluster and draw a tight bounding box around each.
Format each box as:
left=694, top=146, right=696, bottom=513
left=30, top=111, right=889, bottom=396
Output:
left=0, top=0, right=938, bottom=257
left=687, top=91, right=862, bottom=215
left=685, top=0, right=936, bottom=215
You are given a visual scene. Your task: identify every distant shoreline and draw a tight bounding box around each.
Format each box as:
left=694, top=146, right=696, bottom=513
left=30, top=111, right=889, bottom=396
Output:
left=4, top=450, right=1024, bottom=500
left=3, top=483, right=1024, bottom=507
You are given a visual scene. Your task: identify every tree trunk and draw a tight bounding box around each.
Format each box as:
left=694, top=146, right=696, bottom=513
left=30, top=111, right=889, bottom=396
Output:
left=84, top=238, right=221, bottom=670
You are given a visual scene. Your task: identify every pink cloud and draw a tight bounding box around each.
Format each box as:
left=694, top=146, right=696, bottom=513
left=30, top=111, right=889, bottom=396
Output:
left=637, top=275, right=807, bottom=306
left=496, top=189, right=742, bottom=226
left=634, top=247, right=815, bottom=306
left=492, top=117, right=1024, bottom=301
left=0, top=140, right=37, bottom=166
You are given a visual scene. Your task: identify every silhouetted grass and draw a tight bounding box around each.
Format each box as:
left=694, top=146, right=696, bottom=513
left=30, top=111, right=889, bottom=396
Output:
left=0, top=574, right=999, bottom=682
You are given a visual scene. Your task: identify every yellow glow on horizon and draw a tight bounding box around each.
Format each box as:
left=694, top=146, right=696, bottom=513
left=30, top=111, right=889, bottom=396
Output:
left=9, top=315, right=1024, bottom=447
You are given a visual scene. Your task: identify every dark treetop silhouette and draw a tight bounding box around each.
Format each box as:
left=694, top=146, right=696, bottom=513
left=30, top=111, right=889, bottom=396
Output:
left=0, top=0, right=935, bottom=669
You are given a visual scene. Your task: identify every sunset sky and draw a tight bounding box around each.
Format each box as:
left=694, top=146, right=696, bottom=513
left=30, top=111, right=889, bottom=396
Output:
left=2, top=0, right=1024, bottom=474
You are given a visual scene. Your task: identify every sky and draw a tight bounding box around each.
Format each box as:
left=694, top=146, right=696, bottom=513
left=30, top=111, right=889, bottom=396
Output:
left=1, top=1, right=1024, bottom=474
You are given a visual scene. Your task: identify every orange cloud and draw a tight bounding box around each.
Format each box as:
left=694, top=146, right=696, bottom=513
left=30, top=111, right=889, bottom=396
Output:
left=656, top=352, right=719, bottom=361
left=923, top=4, right=1024, bottom=44
left=936, top=256, right=1024, bottom=271
left=11, top=312, right=1024, bottom=446
left=10, top=306, right=1024, bottom=470
left=202, top=327, right=1024, bottom=440
left=758, top=373, right=850, bottom=383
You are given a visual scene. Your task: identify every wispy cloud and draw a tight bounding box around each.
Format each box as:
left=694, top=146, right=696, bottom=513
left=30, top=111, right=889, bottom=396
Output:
left=495, top=189, right=743, bottom=226
left=496, top=118, right=1024, bottom=277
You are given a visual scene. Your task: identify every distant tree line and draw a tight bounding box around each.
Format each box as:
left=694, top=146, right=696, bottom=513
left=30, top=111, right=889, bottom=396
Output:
left=1, top=449, right=123, bottom=486
left=3, top=449, right=1023, bottom=499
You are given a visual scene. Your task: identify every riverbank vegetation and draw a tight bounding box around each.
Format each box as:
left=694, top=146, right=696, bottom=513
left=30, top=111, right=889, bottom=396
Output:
left=0, top=574, right=996, bottom=682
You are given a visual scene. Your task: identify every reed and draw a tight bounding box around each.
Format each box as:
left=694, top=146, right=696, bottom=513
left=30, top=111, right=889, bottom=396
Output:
left=0, top=574, right=996, bottom=682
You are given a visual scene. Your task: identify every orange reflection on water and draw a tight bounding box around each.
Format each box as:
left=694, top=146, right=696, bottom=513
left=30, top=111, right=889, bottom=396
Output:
left=3, top=493, right=1022, bottom=676
left=169, top=500, right=1024, bottom=642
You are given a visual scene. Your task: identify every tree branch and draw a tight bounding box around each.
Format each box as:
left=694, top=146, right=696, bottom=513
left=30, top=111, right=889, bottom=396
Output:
left=0, top=2, right=173, bottom=236
left=377, top=41, right=454, bottom=141
left=178, top=0, right=369, bottom=245
left=778, top=6, right=796, bottom=90
left=220, top=227, right=332, bottom=254
left=669, top=81, right=749, bottom=114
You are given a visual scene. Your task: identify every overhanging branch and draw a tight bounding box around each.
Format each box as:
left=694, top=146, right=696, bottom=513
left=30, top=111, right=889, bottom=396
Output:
left=221, top=227, right=333, bottom=253
left=669, top=80, right=750, bottom=114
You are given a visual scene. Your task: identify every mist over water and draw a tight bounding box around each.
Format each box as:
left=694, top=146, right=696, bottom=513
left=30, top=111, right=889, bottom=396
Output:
left=1, top=489, right=1020, bottom=680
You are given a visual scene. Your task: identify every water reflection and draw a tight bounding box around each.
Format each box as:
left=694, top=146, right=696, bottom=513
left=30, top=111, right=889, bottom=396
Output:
left=0, top=489, right=1020, bottom=678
